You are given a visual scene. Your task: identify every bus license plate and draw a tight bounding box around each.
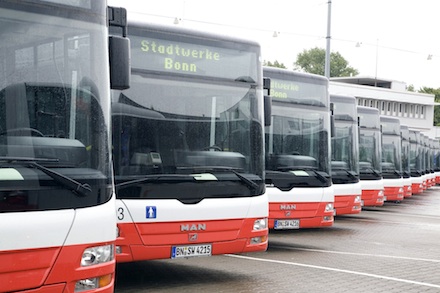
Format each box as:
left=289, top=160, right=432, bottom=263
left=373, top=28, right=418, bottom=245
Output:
left=274, top=219, right=300, bottom=230
left=171, top=244, right=212, bottom=259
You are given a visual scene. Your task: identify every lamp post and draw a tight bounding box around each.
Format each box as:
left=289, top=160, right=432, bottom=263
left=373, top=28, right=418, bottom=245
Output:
left=324, top=0, right=332, bottom=78
left=374, top=39, right=379, bottom=87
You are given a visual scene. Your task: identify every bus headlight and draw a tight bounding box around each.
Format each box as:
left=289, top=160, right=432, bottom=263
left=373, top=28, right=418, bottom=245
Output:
left=253, top=218, right=267, bottom=230
left=81, top=244, right=114, bottom=267
left=354, top=195, right=362, bottom=203
left=378, top=189, right=384, bottom=197
left=325, top=203, right=334, bottom=212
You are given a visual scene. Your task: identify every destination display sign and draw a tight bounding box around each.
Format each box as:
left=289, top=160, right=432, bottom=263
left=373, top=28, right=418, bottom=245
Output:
left=130, top=35, right=258, bottom=82
left=269, top=77, right=327, bottom=105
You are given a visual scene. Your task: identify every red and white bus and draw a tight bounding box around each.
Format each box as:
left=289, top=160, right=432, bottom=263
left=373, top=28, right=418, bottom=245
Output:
left=380, top=116, right=404, bottom=202
left=400, top=125, right=412, bottom=198
left=409, top=129, right=424, bottom=195
left=330, top=94, right=362, bottom=215
left=111, top=21, right=268, bottom=262
left=420, top=133, right=430, bottom=190
left=263, top=67, right=334, bottom=230
left=433, top=139, right=440, bottom=185
left=427, top=137, right=436, bottom=188
left=357, top=106, right=385, bottom=206
left=0, top=2, right=129, bottom=292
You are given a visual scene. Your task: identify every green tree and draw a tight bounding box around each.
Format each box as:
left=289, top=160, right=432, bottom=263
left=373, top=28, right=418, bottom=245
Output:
left=294, top=47, right=359, bottom=77
left=419, top=87, right=440, bottom=126
left=264, top=60, right=287, bottom=69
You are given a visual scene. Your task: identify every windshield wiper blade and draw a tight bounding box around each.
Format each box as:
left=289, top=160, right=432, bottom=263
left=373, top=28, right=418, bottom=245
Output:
left=0, top=156, right=91, bottom=197
left=29, top=162, right=91, bottom=197
left=115, top=174, right=195, bottom=191
left=310, top=170, right=329, bottom=183
left=336, top=169, right=358, bottom=180
left=230, top=170, right=259, bottom=190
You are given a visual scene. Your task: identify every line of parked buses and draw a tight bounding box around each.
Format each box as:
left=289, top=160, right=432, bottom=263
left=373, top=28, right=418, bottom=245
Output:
left=1, top=2, right=440, bottom=292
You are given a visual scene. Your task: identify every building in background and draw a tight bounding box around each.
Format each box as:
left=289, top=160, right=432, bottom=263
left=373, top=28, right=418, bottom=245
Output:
left=329, top=76, right=436, bottom=136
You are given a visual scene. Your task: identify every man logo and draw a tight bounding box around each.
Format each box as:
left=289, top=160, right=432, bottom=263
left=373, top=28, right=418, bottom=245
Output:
left=189, top=233, right=198, bottom=241
left=181, top=223, right=206, bottom=231
left=280, top=204, right=296, bottom=210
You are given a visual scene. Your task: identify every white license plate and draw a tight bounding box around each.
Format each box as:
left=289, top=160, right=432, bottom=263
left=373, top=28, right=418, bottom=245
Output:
left=274, top=219, right=300, bottom=230
left=171, top=244, right=212, bottom=259
left=361, top=200, right=364, bottom=206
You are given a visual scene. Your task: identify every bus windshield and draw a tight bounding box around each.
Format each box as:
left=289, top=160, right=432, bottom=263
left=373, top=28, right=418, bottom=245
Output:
left=381, top=136, right=402, bottom=174
left=266, top=107, right=330, bottom=175
left=409, top=131, right=422, bottom=175
left=0, top=2, right=112, bottom=212
left=381, top=118, right=402, bottom=176
left=331, top=96, right=359, bottom=183
left=358, top=108, right=382, bottom=178
left=112, top=23, right=265, bottom=200
left=263, top=70, right=331, bottom=186
left=401, top=127, right=410, bottom=177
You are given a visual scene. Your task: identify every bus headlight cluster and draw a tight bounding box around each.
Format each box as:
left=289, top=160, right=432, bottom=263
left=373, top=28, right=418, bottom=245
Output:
left=325, top=203, right=334, bottom=212
left=378, top=190, right=384, bottom=197
left=354, top=195, right=362, bottom=203
left=253, top=218, right=267, bottom=230
left=81, top=244, right=114, bottom=267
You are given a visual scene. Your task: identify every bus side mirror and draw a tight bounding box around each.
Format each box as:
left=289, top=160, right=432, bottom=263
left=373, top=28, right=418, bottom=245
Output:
left=109, top=36, right=130, bottom=90
left=330, top=102, right=335, bottom=137
left=263, top=77, right=272, bottom=127
left=264, top=95, right=272, bottom=127
left=108, top=6, right=130, bottom=90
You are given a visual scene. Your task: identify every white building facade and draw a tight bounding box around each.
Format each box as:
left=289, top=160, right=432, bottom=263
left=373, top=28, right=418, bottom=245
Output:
left=329, top=77, right=437, bottom=137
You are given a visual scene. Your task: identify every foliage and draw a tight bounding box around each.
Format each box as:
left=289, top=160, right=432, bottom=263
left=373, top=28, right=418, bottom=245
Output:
left=294, top=47, right=359, bottom=77
left=263, top=60, right=287, bottom=69
left=419, top=87, right=440, bottom=126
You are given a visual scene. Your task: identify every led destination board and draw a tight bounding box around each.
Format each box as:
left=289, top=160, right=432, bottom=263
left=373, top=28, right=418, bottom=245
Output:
left=130, top=35, right=258, bottom=82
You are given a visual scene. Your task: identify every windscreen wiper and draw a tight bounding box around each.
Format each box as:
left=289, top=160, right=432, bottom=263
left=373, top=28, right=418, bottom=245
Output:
left=361, top=168, right=381, bottom=177
left=115, top=174, right=195, bottom=191
left=0, top=156, right=91, bottom=197
left=336, top=169, right=358, bottom=180
left=177, top=166, right=260, bottom=191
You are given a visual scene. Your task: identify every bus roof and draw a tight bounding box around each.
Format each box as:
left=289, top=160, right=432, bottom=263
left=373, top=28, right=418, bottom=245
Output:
left=127, top=19, right=262, bottom=48
left=330, top=93, right=356, bottom=104
left=263, top=66, right=328, bottom=85
left=357, top=105, right=379, bottom=115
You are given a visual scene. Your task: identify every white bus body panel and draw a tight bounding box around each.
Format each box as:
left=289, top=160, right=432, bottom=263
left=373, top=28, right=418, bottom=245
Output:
left=333, top=181, right=362, bottom=197
left=266, top=185, right=334, bottom=203
left=0, top=210, right=74, bottom=251
left=65, top=196, right=116, bottom=245
left=360, top=178, right=384, bottom=191
left=411, top=176, right=423, bottom=185
left=383, top=177, right=404, bottom=188
left=0, top=197, right=116, bottom=251
left=402, top=177, right=412, bottom=187
left=116, top=194, right=268, bottom=224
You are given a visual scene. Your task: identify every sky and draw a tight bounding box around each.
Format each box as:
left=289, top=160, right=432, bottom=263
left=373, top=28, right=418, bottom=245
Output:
left=108, top=0, right=440, bottom=90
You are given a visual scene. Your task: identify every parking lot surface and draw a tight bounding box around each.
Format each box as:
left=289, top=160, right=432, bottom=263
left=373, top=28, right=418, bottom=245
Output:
left=115, top=187, right=440, bottom=293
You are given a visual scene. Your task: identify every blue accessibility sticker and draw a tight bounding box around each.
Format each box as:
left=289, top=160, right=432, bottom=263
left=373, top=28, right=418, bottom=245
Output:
left=146, top=206, right=157, bottom=219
